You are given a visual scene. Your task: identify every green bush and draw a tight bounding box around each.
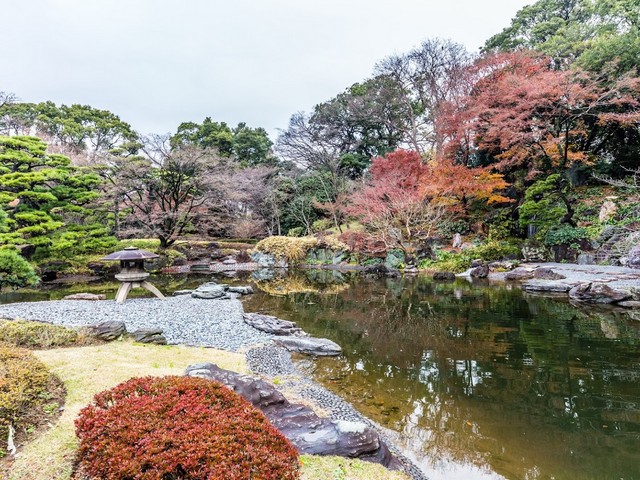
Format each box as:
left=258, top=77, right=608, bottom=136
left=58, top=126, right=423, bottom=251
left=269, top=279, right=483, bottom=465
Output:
left=287, top=227, right=305, bottom=237
left=544, top=225, right=588, bottom=247
left=420, top=250, right=472, bottom=273
left=0, top=320, right=78, bottom=348
left=468, top=240, right=522, bottom=261
left=0, top=343, right=62, bottom=458
left=0, top=249, right=39, bottom=291
left=117, top=238, right=161, bottom=251
left=312, top=219, right=332, bottom=233
left=439, top=219, right=470, bottom=236
left=421, top=240, right=522, bottom=273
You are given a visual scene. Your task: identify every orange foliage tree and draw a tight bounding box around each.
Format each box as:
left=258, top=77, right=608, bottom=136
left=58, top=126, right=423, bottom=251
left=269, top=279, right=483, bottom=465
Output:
left=440, top=51, right=640, bottom=178
left=347, top=150, right=511, bottom=251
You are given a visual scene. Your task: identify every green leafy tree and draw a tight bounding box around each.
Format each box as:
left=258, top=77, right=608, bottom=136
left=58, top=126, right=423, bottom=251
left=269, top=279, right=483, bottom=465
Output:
left=171, top=117, right=275, bottom=166
left=0, top=136, right=114, bottom=257
left=231, top=122, right=274, bottom=167
left=0, top=101, right=138, bottom=161
left=484, top=0, right=639, bottom=75
left=171, top=117, right=234, bottom=155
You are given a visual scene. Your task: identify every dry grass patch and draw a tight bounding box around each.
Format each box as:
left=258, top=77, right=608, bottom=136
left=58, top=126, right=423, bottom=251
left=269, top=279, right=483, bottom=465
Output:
left=8, top=341, right=247, bottom=480
left=301, top=455, right=410, bottom=480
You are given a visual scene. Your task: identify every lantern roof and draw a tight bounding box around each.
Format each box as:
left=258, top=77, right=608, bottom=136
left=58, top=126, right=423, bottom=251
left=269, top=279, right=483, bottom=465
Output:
left=101, top=246, right=159, bottom=261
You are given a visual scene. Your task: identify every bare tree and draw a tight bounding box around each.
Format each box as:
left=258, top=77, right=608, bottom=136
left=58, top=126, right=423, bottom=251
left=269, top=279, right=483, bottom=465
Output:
left=595, top=167, right=640, bottom=192
left=0, top=91, right=17, bottom=108
left=112, top=146, right=230, bottom=247
left=375, top=38, right=472, bottom=156
left=276, top=112, right=347, bottom=231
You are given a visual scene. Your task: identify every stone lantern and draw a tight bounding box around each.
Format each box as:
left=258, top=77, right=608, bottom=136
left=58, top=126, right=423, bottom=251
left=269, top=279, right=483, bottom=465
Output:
left=101, top=246, right=166, bottom=304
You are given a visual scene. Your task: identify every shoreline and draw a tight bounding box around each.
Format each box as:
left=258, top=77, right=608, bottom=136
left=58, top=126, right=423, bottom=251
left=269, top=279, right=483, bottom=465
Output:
left=0, top=294, right=425, bottom=479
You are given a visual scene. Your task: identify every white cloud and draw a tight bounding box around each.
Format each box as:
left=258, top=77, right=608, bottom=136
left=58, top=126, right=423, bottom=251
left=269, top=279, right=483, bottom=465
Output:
left=1, top=0, right=533, bottom=138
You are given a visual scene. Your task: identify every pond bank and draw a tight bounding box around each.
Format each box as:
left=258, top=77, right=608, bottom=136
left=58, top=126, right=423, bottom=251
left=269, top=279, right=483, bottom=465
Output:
left=488, top=262, right=640, bottom=307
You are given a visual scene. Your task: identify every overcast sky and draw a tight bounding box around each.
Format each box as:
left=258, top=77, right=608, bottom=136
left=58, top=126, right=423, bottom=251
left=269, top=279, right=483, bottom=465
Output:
left=2, top=0, right=532, bottom=139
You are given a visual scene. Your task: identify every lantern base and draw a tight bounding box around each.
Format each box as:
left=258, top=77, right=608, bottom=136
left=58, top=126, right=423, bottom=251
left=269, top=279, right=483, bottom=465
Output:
left=115, top=280, right=166, bottom=304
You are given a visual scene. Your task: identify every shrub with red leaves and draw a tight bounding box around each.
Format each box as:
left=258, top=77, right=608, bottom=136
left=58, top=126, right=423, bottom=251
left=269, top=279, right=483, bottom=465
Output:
left=338, top=231, right=386, bottom=257
left=75, top=376, right=300, bottom=480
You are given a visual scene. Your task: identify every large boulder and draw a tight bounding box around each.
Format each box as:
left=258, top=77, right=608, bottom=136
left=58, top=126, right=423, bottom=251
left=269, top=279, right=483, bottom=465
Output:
left=250, top=251, right=286, bottom=268
left=433, top=271, right=456, bottom=281
left=488, top=261, right=518, bottom=271
left=185, top=363, right=399, bottom=469
left=569, top=283, right=632, bottom=304
left=275, top=336, right=342, bottom=356
left=90, top=321, right=126, bottom=341
left=243, top=313, right=304, bottom=336
left=191, top=283, right=229, bottom=299
left=505, top=267, right=535, bottom=281
left=533, top=267, right=566, bottom=280
left=577, top=253, right=596, bottom=265
left=598, top=199, right=618, bottom=222
left=186, top=363, right=287, bottom=408
left=131, top=328, right=167, bottom=345
left=384, top=250, right=405, bottom=269
left=521, top=243, right=547, bottom=262
left=470, top=264, right=489, bottom=278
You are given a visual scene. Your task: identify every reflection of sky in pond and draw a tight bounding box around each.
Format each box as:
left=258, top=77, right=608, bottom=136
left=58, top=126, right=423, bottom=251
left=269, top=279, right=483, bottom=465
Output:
left=242, top=271, right=640, bottom=480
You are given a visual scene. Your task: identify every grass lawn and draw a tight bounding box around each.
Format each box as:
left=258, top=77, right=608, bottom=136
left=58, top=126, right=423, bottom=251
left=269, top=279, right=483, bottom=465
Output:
left=8, top=340, right=409, bottom=480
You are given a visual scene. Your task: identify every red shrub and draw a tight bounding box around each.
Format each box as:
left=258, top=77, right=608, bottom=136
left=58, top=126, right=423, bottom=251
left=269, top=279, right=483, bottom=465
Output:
left=338, top=231, right=386, bottom=257
left=75, top=376, right=300, bottom=480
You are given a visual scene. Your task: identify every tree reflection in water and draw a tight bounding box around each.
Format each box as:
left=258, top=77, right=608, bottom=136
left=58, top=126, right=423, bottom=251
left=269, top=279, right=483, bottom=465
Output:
left=242, top=271, right=640, bottom=480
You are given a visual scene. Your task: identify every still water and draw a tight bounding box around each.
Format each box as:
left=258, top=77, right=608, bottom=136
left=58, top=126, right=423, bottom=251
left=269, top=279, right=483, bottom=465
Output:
left=242, top=270, right=640, bottom=480
left=3, top=270, right=640, bottom=479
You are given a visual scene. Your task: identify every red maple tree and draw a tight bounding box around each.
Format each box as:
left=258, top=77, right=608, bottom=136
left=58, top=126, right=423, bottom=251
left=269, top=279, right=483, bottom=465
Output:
left=440, top=51, right=640, bottom=178
left=346, top=150, right=511, bottom=251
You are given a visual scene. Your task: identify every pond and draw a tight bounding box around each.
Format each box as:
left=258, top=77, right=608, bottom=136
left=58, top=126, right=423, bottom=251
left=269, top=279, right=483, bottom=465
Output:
left=3, top=269, right=640, bottom=479
left=242, top=270, right=640, bottom=480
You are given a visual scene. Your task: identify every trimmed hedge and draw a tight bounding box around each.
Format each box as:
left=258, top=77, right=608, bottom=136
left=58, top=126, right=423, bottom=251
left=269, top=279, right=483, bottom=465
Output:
left=0, top=320, right=78, bottom=348
left=75, top=376, right=300, bottom=480
left=0, top=343, right=61, bottom=457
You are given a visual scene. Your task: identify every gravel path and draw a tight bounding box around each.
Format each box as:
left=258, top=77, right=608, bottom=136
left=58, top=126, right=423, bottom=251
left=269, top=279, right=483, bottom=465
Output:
left=0, top=296, right=273, bottom=351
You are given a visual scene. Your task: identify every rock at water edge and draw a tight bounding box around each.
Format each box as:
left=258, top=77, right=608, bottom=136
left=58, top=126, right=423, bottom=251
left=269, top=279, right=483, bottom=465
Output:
left=191, top=283, right=228, bottom=299
left=185, top=363, right=399, bottom=469
left=569, top=283, right=632, bottom=304
left=243, top=313, right=303, bottom=336
left=275, top=336, right=342, bottom=356
left=63, top=293, right=106, bottom=301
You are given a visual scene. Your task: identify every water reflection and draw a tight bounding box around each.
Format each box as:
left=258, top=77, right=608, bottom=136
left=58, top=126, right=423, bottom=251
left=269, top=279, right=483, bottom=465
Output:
left=242, top=271, right=640, bottom=480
